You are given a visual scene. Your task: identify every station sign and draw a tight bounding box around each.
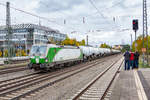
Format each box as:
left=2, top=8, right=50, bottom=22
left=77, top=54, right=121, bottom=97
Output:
left=135, top=43, right=137, bottom=47
left=142, top=48, right=146, bottom=52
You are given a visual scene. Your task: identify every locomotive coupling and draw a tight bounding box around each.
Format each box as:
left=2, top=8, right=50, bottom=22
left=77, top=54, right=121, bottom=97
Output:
left=40, top=64, right=46, bottom=69
left=28, top=63, right=33, bottom=69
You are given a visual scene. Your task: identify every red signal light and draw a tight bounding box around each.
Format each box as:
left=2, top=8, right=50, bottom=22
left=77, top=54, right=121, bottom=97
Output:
left=132, top=19, right=138, bottom=31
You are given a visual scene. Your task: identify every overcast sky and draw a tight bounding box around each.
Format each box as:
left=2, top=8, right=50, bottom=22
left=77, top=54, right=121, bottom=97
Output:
left=0, top=0, right=150, bottom=46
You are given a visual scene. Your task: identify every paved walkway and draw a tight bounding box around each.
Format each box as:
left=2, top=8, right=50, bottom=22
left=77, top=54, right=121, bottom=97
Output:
left=138, top=69, right=150, bottom=99
left=110, top=68, right=150, bottom=100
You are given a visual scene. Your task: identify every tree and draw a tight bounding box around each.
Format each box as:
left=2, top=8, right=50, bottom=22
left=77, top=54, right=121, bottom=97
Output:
left=100, top=43, right=111, bottom=48
left=80, top=39, right=85, bottom=46
left=61, top=36, right=85, bottom=46
left=0, top=51, right=2, bottom=57
left=132, top=35, right=150, bottom=54
left=121, top=45, right=130, bottom=52
left=4, top=49, right=8, bottom=57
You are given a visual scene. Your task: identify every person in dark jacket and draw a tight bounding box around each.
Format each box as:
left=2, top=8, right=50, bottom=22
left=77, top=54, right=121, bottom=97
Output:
left=124, top=50, right=130, bottom=70
left=134, top=51, right=140, bottom=69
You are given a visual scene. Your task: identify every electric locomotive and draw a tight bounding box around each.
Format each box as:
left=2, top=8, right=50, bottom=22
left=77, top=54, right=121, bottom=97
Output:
left=28, top=44, right=83, bottom=70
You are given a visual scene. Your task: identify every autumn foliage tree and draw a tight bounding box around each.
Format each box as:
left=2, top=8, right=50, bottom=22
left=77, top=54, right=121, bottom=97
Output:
left=132, top=35, right=150, bottom=54
left=100, top=43, right=111, bottom=48
left=61, top=36, right=85, bottom=46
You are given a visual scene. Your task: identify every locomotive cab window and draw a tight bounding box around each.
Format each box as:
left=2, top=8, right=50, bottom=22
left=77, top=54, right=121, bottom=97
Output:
left=30, top=45, right=47, bottom=57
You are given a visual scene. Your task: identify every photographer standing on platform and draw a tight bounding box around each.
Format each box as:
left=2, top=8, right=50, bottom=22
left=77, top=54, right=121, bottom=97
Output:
left=134, top=51, right=140, bottom=69
left=124, top=50, right=130, bottom=70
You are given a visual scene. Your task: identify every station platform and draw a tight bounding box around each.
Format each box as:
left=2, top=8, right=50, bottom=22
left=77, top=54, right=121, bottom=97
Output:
left=110, top=68, right=150, bottom=100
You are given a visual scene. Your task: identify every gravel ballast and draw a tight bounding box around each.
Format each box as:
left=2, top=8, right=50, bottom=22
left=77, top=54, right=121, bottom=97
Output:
left=25, top=55, right=121, bottom=100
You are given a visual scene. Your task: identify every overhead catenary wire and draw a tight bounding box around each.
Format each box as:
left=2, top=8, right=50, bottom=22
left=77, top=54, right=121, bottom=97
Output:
left=0, top=1, right=145, bottom=34
left=88, top=0, right=106, bottom=19
left=39, top=0, right=138, bottom=23
left=88, top=0, right=142, bottom=31
left=38, top=0, right=124, bottom=25
left=0, top=2, right=79, bottom=32
left=88, top=0, right=123, bottom=31
left=0, top=1, right=146, bottom=26
left=0, top=2, right=55, bottom=23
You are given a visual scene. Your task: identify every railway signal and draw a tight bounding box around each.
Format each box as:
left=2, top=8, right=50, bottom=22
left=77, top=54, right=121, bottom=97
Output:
left=132, top=19, right=138, bottom=31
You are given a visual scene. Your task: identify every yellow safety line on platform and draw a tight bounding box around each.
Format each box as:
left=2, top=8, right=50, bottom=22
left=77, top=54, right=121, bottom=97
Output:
left=134, top=70, right=148, bottom=100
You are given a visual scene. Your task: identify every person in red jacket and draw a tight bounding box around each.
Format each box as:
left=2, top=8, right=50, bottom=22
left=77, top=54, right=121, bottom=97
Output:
left=130, top=51, right=134, bottom=69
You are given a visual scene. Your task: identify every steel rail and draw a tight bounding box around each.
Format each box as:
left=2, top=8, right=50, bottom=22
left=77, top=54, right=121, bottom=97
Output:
left=0, top=57, right=107, bottom=98
left=72, top=58, right=122, bottom=100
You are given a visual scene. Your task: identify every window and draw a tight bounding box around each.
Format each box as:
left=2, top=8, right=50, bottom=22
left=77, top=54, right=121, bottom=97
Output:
left=30, top=45, right=47, bottom=57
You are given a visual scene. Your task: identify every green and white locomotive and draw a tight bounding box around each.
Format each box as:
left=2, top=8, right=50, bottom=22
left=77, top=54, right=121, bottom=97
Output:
left=28, top=44, right=83, bottom=70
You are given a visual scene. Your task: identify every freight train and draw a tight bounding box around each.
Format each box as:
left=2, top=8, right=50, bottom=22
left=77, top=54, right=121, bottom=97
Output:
left=28, top=44, right=120, bottom=71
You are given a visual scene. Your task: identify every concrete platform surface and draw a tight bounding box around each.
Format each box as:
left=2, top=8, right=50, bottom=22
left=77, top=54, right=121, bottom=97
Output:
left=110, top=68, right=150, bottom=100
left=138, top=69, right=150, bottom=99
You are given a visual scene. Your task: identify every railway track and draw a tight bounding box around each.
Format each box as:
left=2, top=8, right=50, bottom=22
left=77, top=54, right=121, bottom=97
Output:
left=0, top=65, right=27, bottom=75
left=71, top=57, right=123, bottom=100
left=9, top=59, right=29, bottom=64
left=0, top=54, right=119, bottom=100
left=0, top=55, right=117, bottom=75
left=0, top=55, right=110, bottom=83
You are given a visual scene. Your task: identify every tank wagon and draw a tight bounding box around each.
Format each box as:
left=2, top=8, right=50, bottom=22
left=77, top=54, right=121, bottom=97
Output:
left=79, top=46, right=104, bottom=60
left=28, top=44, right=120, bottom=71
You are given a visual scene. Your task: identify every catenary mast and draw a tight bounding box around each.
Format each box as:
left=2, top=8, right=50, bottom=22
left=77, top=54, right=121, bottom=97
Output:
left=143, top=0, right=148, bottom=65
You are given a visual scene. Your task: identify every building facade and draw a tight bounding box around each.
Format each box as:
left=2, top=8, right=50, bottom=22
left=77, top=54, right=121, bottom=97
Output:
left=0, top=23, right=66, bottom=55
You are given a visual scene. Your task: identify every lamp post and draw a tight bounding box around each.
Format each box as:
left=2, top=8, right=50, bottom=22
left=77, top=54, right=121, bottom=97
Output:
left=131, top=34, right=133, bottom=50
left=25, top=34, right=27, bottom=55
left=134, top=30, right=137, bottom=51
left=86, top=35, right=88, bottom=46
left=19, top=37, right=21, bottom=56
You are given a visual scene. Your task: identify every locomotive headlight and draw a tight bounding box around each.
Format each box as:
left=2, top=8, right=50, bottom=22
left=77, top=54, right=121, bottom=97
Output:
left=36, top=58, right=39, bottom=63
left=30, top=56, right=34, bottom=59
left=45, top=58, right=48, bottom=62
